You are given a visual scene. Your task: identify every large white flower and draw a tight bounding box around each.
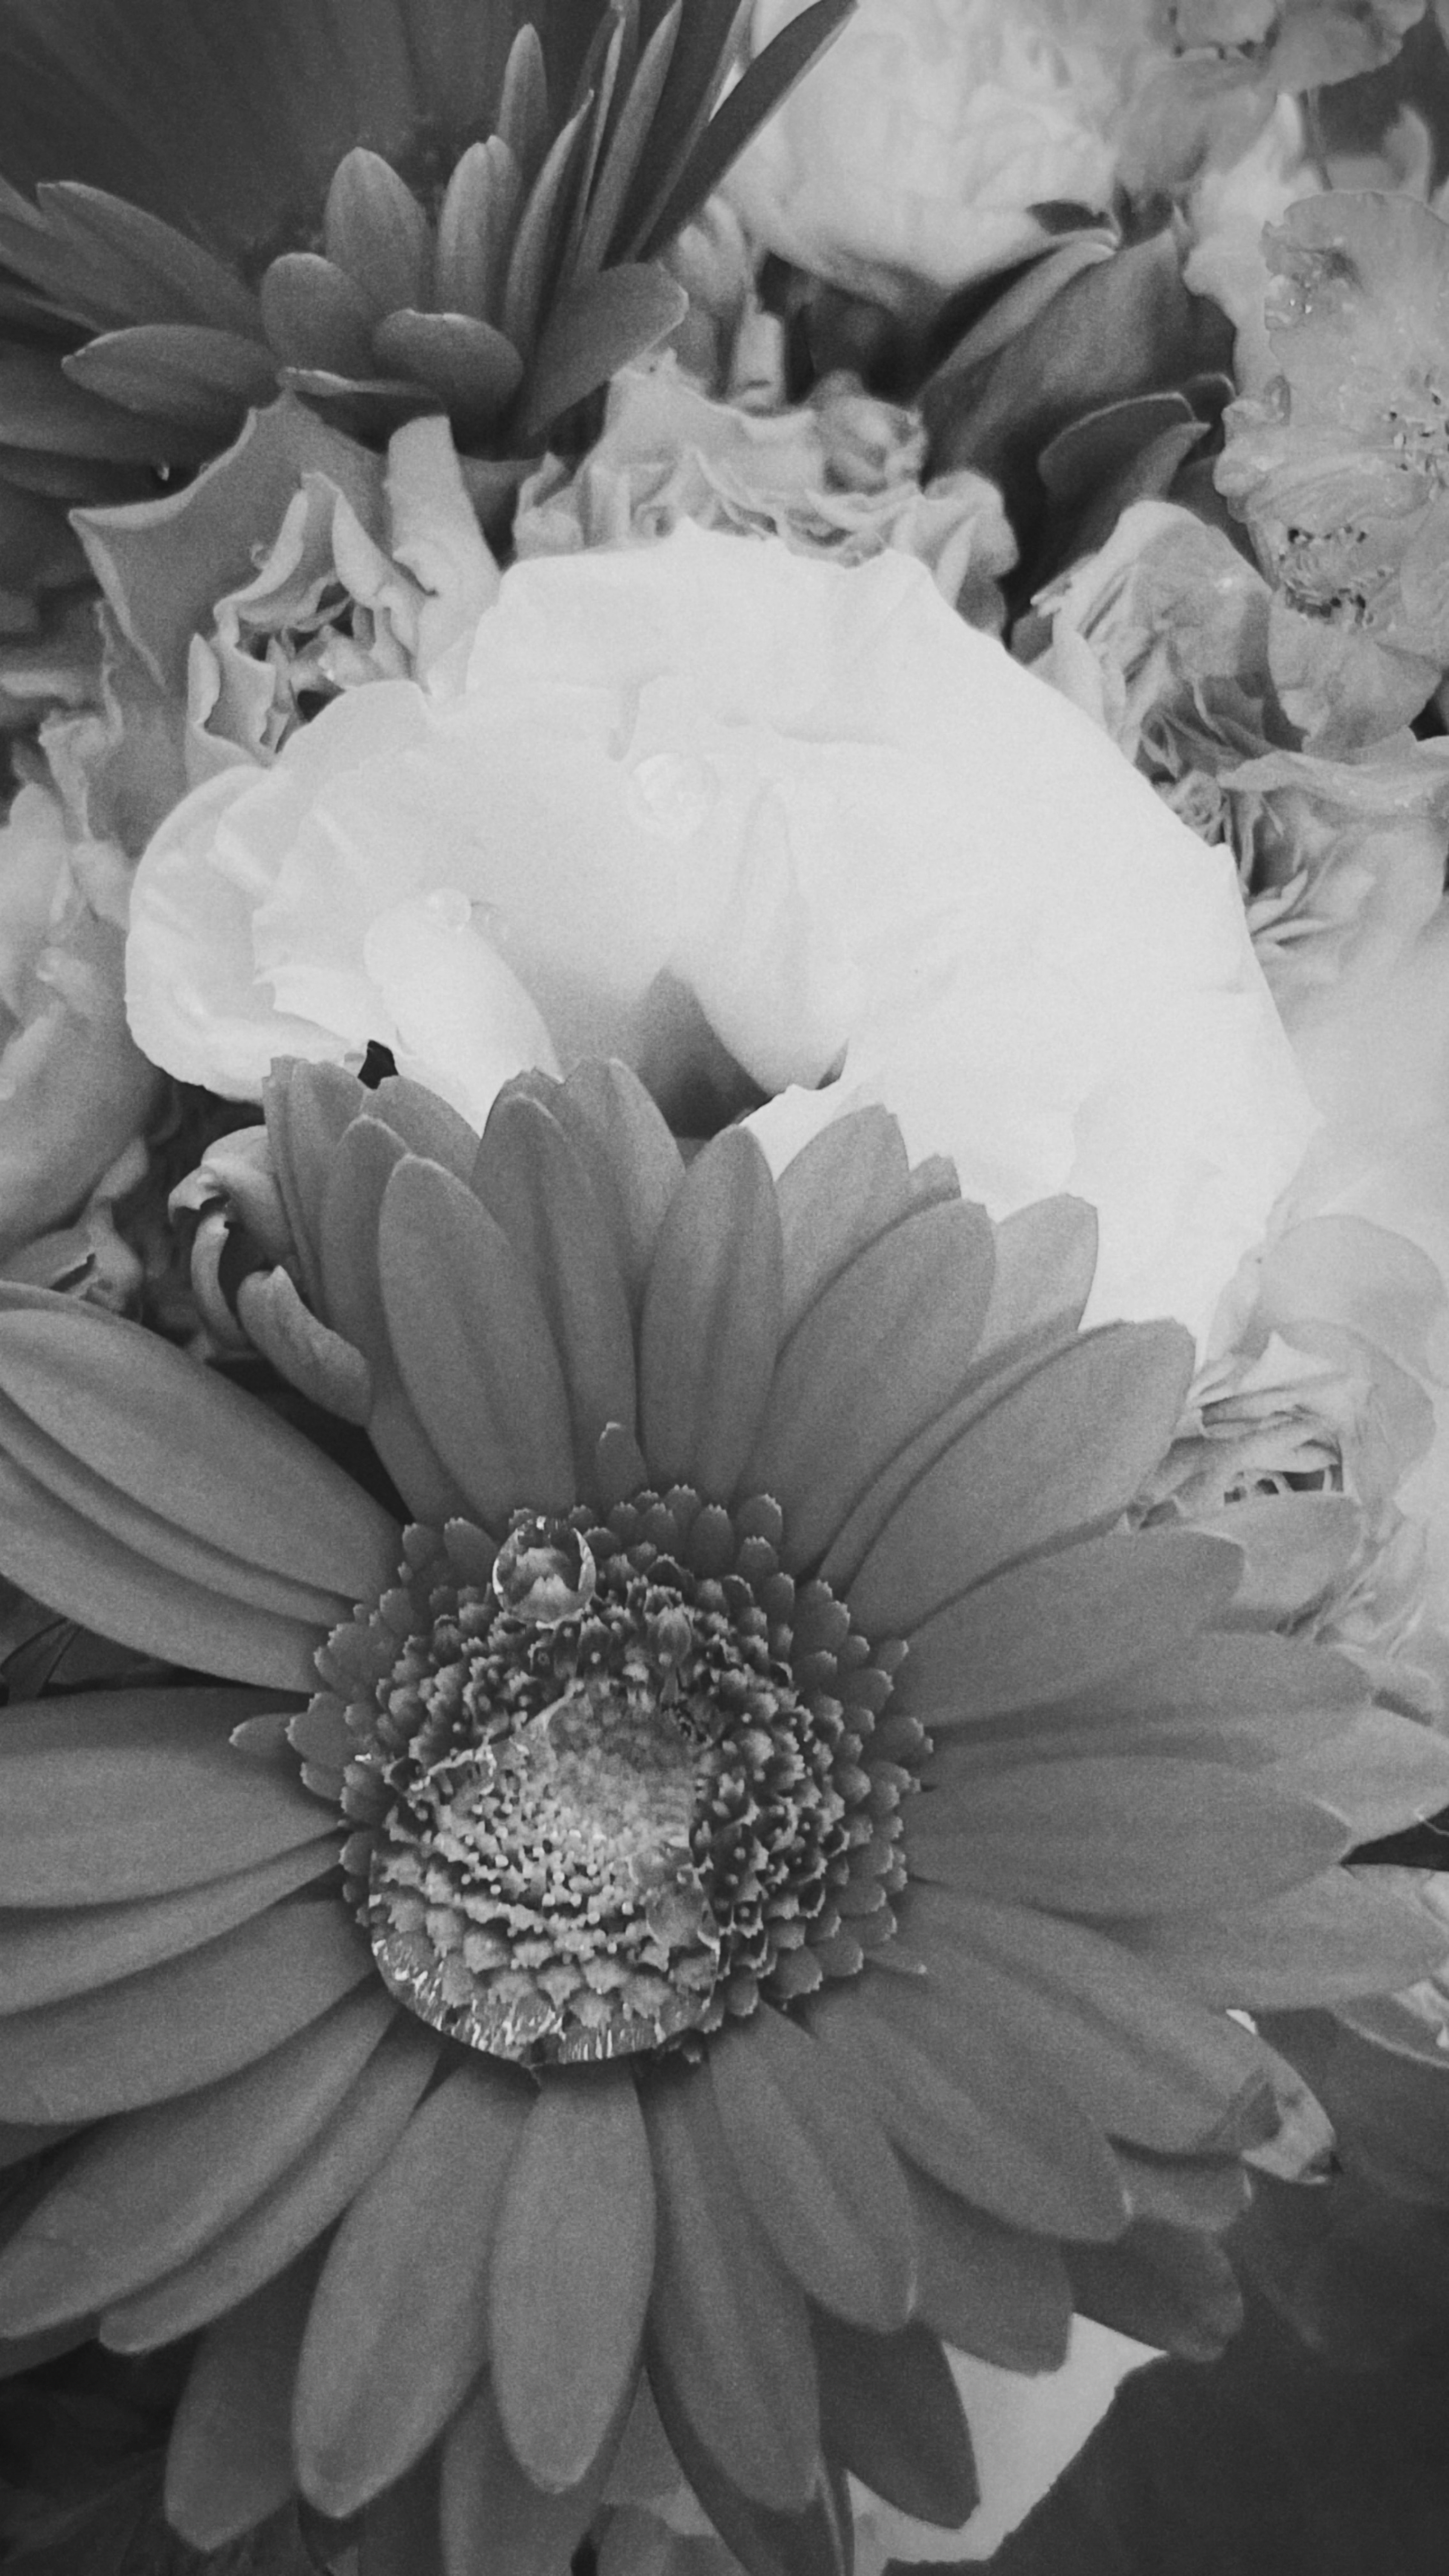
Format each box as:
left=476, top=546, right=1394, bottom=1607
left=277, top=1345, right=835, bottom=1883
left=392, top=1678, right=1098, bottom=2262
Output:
left=126, top=523, right=1314, bottom=1344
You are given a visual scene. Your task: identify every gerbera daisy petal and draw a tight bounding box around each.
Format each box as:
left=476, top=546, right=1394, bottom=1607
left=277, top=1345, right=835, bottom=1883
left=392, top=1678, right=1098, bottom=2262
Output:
left=1067, top=2220, right=1244, bottom=2363
left=939, top=1635, right=1372, bottom=1774
left=708, top=2008, right=918, bottom=2333
left=1121, top=1871, right=1449, bottom=2010
left=644, top=2357, right=852, bottom=2576
left=64, top=322, right=277, bottom=435
left=0, top=1689, right=335, bottom=1905
left=472, top=1092, right=638, bottom=1485
left=264, top=1057, right=369, bottom=1312
left=847, top=1321, right=1197, bottom=1638
left=357, top=2454, right=446, bottom=2576
left=378, top=1154, right=577, bottom=1526
left=811, top=1974, right=1128, bottom=2242
left=0, top=1985, right=394, bottom=2334
left=772, top=1106, right=952, bottom=1338
left=538, top=1061, right=685, bottom=1309
left=441, top=2371, right=623, bottom=2576
left=37, top=181, right=265, bottom=331
left=813, top=2310, right=977, bottom=2528
left=294, top=2061, right=531, bottom=2516
left=367, top=1072, right=481, bottom=1180
left=489, top=2070, right=654, bottom=2494
left=895, top=1530, right=1244, bottom=1724
left=905, top=2165, right=1073, bottom=2372
left=0, top=1898, right=371, bottom=2122
left=639, top=1127, right=783, bottom=1501
left=102, top=2014, right=439, bottom=2350
left=974, top=1195, right=1098, bottom=1375
left=746, top=1200, right=996, bottom=1570
left=1276, top=1707, right=1449, bottom=1840
left=0, top=1289, right=398, bottom=1603
left=0, top=1838, right=334, bottom=2012
left=317, top=1115, right=472, bottom=1523
left=908, top=1759, right=1351, bottom=1915
left=1115, top=2147, right=1250, bottom=2234
left=165, top=2252, right=318, bottom=2550
left=901, top=1892, right=1274, bottom=2156
left=644, top=2067, right=821, bottom=2513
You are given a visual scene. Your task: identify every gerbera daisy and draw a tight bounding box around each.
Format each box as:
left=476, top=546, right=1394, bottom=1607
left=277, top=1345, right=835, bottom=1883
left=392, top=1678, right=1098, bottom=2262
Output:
left=0, top=0, right=850, bottom=570
left=0, top=1056, right=1443, bottom=2576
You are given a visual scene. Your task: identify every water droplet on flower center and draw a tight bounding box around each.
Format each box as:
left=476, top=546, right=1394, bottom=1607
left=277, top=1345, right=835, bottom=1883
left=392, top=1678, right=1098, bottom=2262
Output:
left=626, top=750, right=718, bottom=841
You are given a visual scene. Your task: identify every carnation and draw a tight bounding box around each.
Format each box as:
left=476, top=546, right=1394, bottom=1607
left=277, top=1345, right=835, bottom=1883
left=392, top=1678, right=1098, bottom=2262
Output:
left=125, top=523, right=1315, bottom=1344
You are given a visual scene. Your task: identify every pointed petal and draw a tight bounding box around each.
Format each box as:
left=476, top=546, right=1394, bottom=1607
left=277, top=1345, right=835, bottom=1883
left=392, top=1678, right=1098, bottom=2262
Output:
left=0, top=1898, right=371, bottom=2122
left=295, top=2061, right=531, bottom=2516
left=906, top=2165, right=1072, bottom=2371
left=1067, top=2220, right=1242, bottom=2362
left=747, top=1200, right=995, bottom=1569
left=102, top=2015, right=439, bottom=2350
left=516, top=261, right=685, bottom=442
left=809, top=1972, right=1129, bottom=2240
left=1126, top=1869, right=1449, bottom=2008
left=490, top=2070, right=655, bottom=2493
left=0, top=1986, right=393, bottom=2333
left=442, top=2375, right=624, bottom=2576
left=0, top=1289, right=398, bottom=1604
left=643, top=2066, right=820, bottom=2511
left=539, top=1060, right=685, bottom=1307
left=814, top=2311, right=976, bottom=2528
left=908, top=1758, right=1351, bottom=1914
left=639, top=1128, right=783, bottom=1501
left=165, top=2253, right=317, bottom=2549
left=0, top=1838, right=334, bottom=2010
left=847, top=1322, right=1196, bottom=1638
left=708, top=2009, right=916, bottom=2331
left=379, top=1153, right=576, bottom=1525
left=0, top=1688, right=336, bottom=1905
left=903, top=1890, right=1275, bottom=2156
left=472, top=1092, right=638, bottom=1482
left=896, top=1531, right=1244, bottom=1724
left=317, top=1114, right=472, bottom=1523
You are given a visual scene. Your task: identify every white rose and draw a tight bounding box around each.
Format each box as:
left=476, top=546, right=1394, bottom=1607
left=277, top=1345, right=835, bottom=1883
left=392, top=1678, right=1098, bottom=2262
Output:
left=126, top=523, right=1314, bottom=1346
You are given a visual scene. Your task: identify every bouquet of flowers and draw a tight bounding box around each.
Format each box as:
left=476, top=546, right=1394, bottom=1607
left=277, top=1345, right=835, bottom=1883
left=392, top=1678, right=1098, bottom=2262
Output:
left=3, top=4, right=1449, bottom=2571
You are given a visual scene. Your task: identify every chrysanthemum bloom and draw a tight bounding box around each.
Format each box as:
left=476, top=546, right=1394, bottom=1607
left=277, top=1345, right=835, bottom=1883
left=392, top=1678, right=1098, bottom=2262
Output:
left=0, top=1057, right=1445, bottom=2575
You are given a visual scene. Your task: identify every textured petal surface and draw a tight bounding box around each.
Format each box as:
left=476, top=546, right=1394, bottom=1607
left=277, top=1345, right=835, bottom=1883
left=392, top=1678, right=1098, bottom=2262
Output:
left=638, top=1127, right=783, bottom=1501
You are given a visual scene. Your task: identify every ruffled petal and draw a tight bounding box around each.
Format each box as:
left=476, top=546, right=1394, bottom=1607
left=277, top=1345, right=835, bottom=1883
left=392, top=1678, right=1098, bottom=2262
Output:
left=708, top=2007, right=917, bottom=2332
left=294, top=2060, right=531, bottom=2516
left=379, top=1153, right=577, bottom=1526
left=846, top=1320, right=1196, bottom=1636
left=638, top=1127, right=783, bottom=1502
left=102, top=2013, right=438, bottom=2349
left=0, top=1688, right=335, bottom=1905
left=746, top=1198, right=995, bottom=1570
left=813, top=2311, right=976, bottom=2528
left=489, top=2071, right=654, bottom=2496
left=0, top=1897, right=371, bottom=2122
left=0, top=1986, right=394, bottom=2333
left=643, top=2065, right=820, bottom=2513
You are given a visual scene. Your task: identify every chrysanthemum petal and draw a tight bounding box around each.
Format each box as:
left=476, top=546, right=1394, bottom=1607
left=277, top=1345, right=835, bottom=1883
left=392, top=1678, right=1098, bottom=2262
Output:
left=772, top=1107, right=954, bottom=1338
left=489, top=2071, right=654, bottom=2494
left=973, top=1196, right=1098, bottom=1374
left=0, top=1898, right=371, bottom=2122
left=102, top=2014, right=439, bottom=2349
left=317, top=1115, right=472, bottom=1523
left=379, top=1154, right=576, bottom=1527
left=1067, top=2221, right=1243, bottom=2362
left=472, top=1092, right=637, bottom=1483
left=746, top=1201, right=995, bottom=1570
left=535, top=1060, right=684, bottom=1309
left=0, top=1288, right=398, bottom=1603
left=846, top=1322, right=1196, bottom=1637
left=906, top=2165, right=1072, bottom=2372
left=645, top=2365, right=852, bottom=2576
left=1123, top=1870, right=1449, bottom=2009
left=908, top=1759, right=1350, bottom=1915
left=901, top=1892, right=1274, bottom=2156
left=895, top=1530, right=1244, bottom=1724
left=811, top=1971, right=1128, bottom=2241
left=639, top=1127, right=783, bottom=1502
left=813, top=2311, right=976, bottom=2528
left=0, top=1986, right=393, bottom=2333
left=644, top=2067, right=820, bottom=2512
left=0, top=1689, right=336, bottom=1905
left=295, top=2061, right=531, bottom=2516
left=442, top=2373, right=625, bottom=2576
left=1276, top=1709, right=1449, bottom=1839
left=165, top=2254, right=317, bottom=2549
left=708, top=2008, right=917, bottom=2332
left=0, top=1838, right=334, bottom=2010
